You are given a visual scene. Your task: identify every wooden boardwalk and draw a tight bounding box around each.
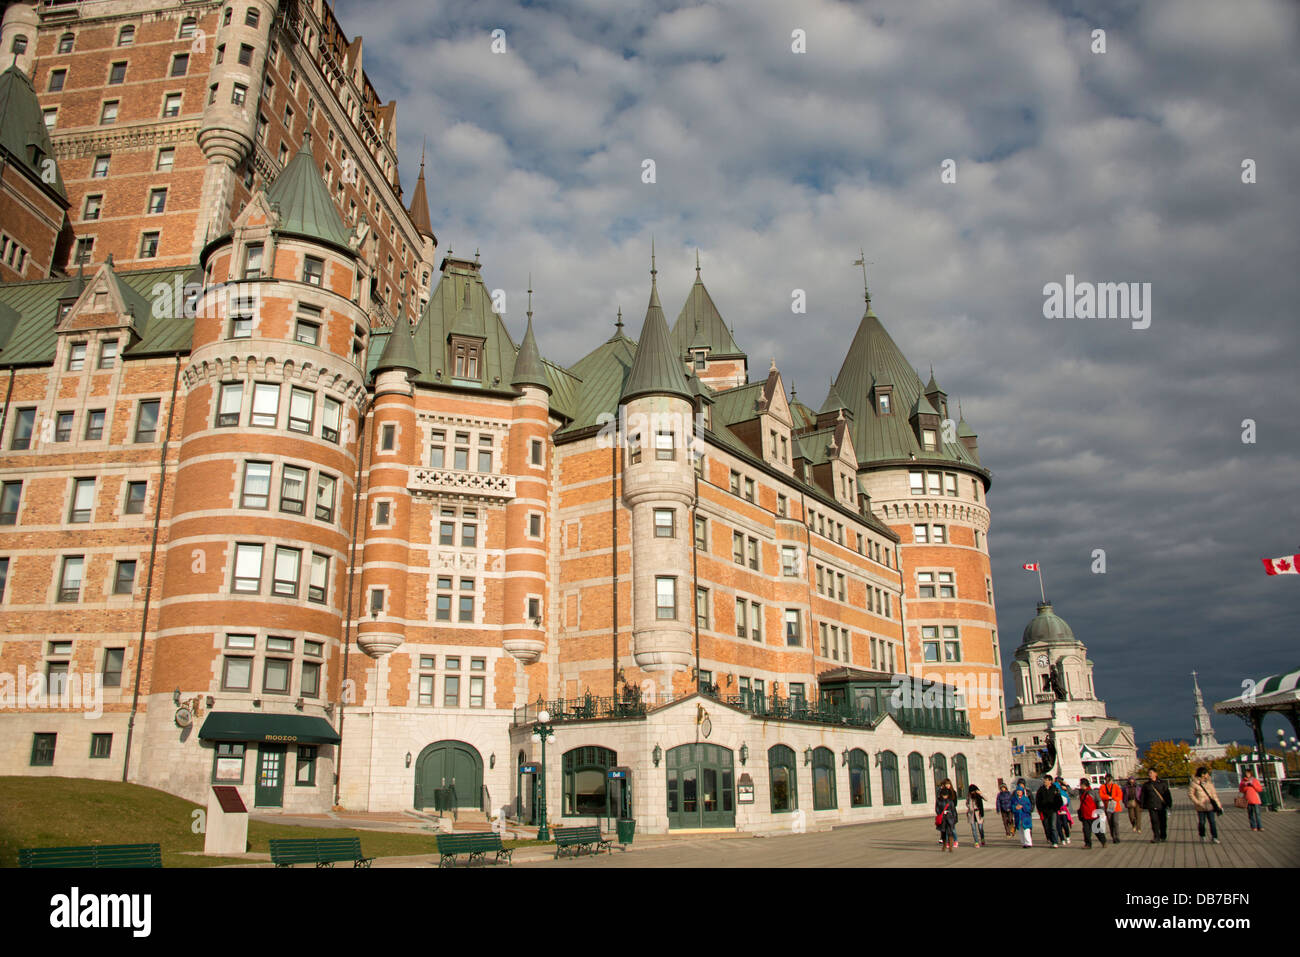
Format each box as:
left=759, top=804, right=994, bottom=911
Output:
left=519, top=806, right=1299, bottom=868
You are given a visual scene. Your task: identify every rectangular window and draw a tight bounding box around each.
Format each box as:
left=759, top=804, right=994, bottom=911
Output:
left=54, top=411, right=73, bottom=443
left=171, top=54, right=189, bottom=76
left=922, top=625, right=940, bottom=663
left=272, top=546, right=300, bottom=597
left=109, top=61, right=127, bottom=84
left=113, top=560, right=136, bottom=595
left=83, top=194, right=103, bottom=221
left=250, top=383, right=278, bottom=427
left=239, top=461, right=271, bottom=509
left=124, top=480, right=147, bottom=514
left=0, top=481, right=20, bottom=524
left=315, top=474, right=336, bottom=523
left=100, top=101, right=119, bottom=124
left=477, top=436, right=492, bottom=472
left=10, top=408, right=35, bottom=450
left=927, top=471, right=942, bottom=495
left=933, top=525, right=947, bottom=544
left=288, top=388, right=313, bottom=433
left=528, top=513, right=542, bottom=538
left=469, top=676, right=485, bottom=708
left=231, top=83, right=247, bottom=106
left=133, top=399, right=160, bottom=443
left=693, top=515, right=707, bottom=550
left=460, top=518, right=477, bottom=548
left=68, top=341, right=87, bottom=371
left=232, top=543, right=263, bottom=593
left=656, top=577, right=676, bottom=619
left=910, top=471, right=925, bottom=494
left=744, top=477, right=755, bottom=502
left=49, top=69, right=66, bottom=92
left=750, top=601, right=762, bottom=642
left=321, top=396, right=341, bottom=443
left=156, top=148, right=174, bottom=172
left=530, top=439, right=544, bottom=466
left=147, top=188, right=168, bottom=215
left=938, top=572, right=955, bottom=598
left=444, top=675, right=461, bottom=707
left=31, top=734, right=56, bottom=767
left=912, top=524, right=928, bottom=544
left=139, top=231, right=161, bottom=258
left=163, top=93, right=182, bottom=117
left=732, top=531, right=744, bottom=565
left=296, top=744, right=318, bottom=784
left=626, top=432, right=642, bottom=466
left=0, top=556, right=10, bottom=601
left=418, top=674, right=435, bottom=706
left=375, top=501, right=391, bottom=527
left=214, top=381, right=243, bottom=427
left=458, top=591, right=474, bottom=623
left=729, top=470, right=740, bottom=495
left=59, top=555, right=84, bottom=602
left=241, top=242, right=264, bottom=279
left=453, top=433, right=470, bottom=470
left=943, top=626, right=961, bottom=662
left=917, top=572, right=935, bottom=599
left=777, top=494, right=787, bottom=517
left=213, top=741, right=245, bottom=781
left=654, top=508, right=675, bottom=538
left=746, top=537, right=759, bottom=571
left=295, top=318, right=320, bottom=345
left=696, top=587, right=709, bottom=630
left=306, top=552, right=329, bottom=604
left=735, top=598, right=747, bottom=638
left=944, top=473, right=958, bottom=496
left=974, top=529, right=982, bottom=550
left=100, top=648, right=125, bottom=689
left=263, top=657, right=291, bottom=694
left=98, top=340, right=118, bottom=369
left=781, top=546, right=798, bottom=577
left=784, top=609, right=802, bottom=646
left=93, top=155, right=111, bottom=178
left=238, top=43, right=254, bottom=66
left=68, top=478, right=95, bottom=523
left=654, top=430, right=674, bottom=461
left=303, top=256, right=324, bottom=285
left=90, top=733, right=113, bottom=759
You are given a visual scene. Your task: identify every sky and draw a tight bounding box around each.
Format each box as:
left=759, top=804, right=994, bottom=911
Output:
left=337, top=0, right=1300, bottom=747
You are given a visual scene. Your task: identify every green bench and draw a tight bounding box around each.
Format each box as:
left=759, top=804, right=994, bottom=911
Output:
left=19, top=843, right=162, bottom=868
left=434, top=832, right=513, bottom=867
left=553, top=825, right=612, bottom=859
left=269, top=837, right=373, bottom=868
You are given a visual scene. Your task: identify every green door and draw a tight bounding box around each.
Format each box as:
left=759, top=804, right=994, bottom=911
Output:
left=255, top=744, right=285, bottom=808
left=414, top=740, right=483, bottom=810
left=665, top=744, right=734, bottom=829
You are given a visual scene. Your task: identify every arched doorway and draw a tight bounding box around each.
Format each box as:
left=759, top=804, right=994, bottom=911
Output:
left=414, top=740, right=483, bottom=810
left=666, top=743, right=735, bottom=829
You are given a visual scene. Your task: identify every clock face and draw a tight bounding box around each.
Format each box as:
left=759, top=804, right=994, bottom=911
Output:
left=1036, top=655, right=1049, bottom=667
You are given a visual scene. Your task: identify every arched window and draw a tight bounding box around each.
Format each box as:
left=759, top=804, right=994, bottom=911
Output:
left=12, top=34, right=28, bottom=54
left=223, top=7, right=233, bottom=26
left=117, top=25, right=135, bottom=46
left=245, top=7, right=260, bottom=27
left=908, top=751, right=926, bottom=804
left=848, top=748, right=871, bottom=807
left=880, top=750, right=900, bottom=805
left=812, top=747, right=837, bottom=810
left=953, top=754, right=969, bottom=793
left=932, top=753, right=948, bottom=796
left=562, top=746, right=615, bottom=817
left=768, top=744, right=797, bottom=813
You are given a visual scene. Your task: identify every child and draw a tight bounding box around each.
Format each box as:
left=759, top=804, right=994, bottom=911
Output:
left=1078, top=778, right=1108, bottom=849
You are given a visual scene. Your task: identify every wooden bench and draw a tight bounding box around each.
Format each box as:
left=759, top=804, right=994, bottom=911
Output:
left=19, top=843, right=162, bottom=868
left=269, top=837, right=373, bottom=868
left=434, top=832, right=512, bottom=867
left=553, top=825, right=612, bottom=859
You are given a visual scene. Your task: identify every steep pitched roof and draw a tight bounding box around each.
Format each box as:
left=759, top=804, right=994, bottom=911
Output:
left=670, top=262, right=743, bottom=358
left=407, top=156, right=435, bottom=241
left=620, top=266, right=691, bottom=404
left=555, top=327, right=637, bottom=435
left=0, top=63, right=66, bottom=201
left=373, top=310, right=420, bottom=375
left=511, top=317, right=549, bottom=391
left=831, top=306, right=985, bottom=474
left=405, top=263, right=517, bottom=391
left=264, top=132, right=352, bottom=250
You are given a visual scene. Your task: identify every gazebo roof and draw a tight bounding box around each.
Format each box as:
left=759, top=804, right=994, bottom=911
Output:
left=1213, top=665, right=1300, bottom=716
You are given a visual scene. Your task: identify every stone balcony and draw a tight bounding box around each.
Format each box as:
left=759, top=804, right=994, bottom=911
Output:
left=409, top=467, right=516, bottom=501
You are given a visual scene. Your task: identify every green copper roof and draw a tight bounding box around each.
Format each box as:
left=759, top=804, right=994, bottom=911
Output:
left=406, top=264, right=517, bottom=390
left=1020, top=601, right=1077, bottom=648
left=620, top=270, right=692, bottom=404
left=511, top=317, right=550, bottom=391
left=0, top=302, right=20, bottom=355
left=0, top=264, right=195, bottom=366
left=819, top=381, right=848, bottom=415
left=671, top=267, right=743, bottom=358
left=265, top=132, right=352, bottom=251
left=912, top=393, right=939, bottom=417
left=830, top=308, right=984, bottom=475
left=957, top=416, right=975, bottom=437
left=924, top=369, right=943, bottom=396
left=373, top=310, right=420, bottom=375
left=555, top=329, right=637, bottom=434
left=0, top=63, right=66, bottom=201
left=1097, top=728, right=1124, bottom=747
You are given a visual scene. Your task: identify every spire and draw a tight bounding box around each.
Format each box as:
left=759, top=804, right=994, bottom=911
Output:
left=406, top=139, right=435, bottom=241
left=265, top=129, right=352, bottom=249
left=374, top=310, right=421, bottom=376
left=511, top=315, right=550, bottom=392
left=526, top=273, right=533, bottom=321
left=0, top=60, right=68, bottom=200
left=615, top=306, right=623, bottom=333
left=621, top=245, right=692, bottom=404
left=695, top=247, right=701, bottom=279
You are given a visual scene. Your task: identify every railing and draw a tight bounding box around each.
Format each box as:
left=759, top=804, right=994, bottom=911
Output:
left=409, top=468, right=516, bottom=500
left=513, top=688, right=971, bottom=738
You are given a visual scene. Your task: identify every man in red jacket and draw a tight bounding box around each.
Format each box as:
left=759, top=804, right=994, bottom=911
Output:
left=1097, top=774, right=1124, bottom=844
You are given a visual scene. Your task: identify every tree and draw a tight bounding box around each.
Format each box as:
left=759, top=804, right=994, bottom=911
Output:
left=1209, top=743, right=1252, bottom=771
left=1140, top=740, right=1192, bottom=779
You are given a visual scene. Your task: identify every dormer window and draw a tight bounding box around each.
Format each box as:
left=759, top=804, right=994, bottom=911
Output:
left=693, top=349, right=707, bottom=370
left=879, top=394, right=891, bottom=415
left=450, top=338, right=481, bottom=379
left=922, top=429, right=937, bottom=451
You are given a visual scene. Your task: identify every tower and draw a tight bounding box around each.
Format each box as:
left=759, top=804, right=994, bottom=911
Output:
left=1190, top=670, right=1226, bottom=760
left=620, top=250, right=696, bottom=674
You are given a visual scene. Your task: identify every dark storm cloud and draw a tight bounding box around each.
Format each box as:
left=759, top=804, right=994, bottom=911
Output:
left=340, top=0, right=1300, bottom=743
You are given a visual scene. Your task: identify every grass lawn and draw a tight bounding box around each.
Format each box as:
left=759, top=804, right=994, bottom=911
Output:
left=0, top=777, right=549, bottom=867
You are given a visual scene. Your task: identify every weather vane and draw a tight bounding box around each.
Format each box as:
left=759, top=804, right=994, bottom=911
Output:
left=852, top=248, right=872, bottom=303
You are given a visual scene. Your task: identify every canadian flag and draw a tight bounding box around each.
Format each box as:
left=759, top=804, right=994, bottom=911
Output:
left=1022, top=563, right=1039, bottom=571
left=1262, top=554, right=1300, bottom=575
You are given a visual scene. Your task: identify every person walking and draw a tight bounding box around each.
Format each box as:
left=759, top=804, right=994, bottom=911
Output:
left=1054, top=777, right=1073, bottom=845
left=1035, top=774, right=1063, bottom=847
left=1238, top=769, right=1265, bottom=831
left=1139, top=768, right=1173, bottom=842
left=995, top=782, right=1015, bottom=837
left=1097, top=773, right=1124, bottom=844
left=1012, top=783, right=1035, bottom=848
left=1077, top=778, right=1108, bottom=849
left=1123, top=775, right=1142, bottom=834
left=966, top=784, right=987, bottom=847
left=935, top=778, right=959, bottom=852
left=1188, top=766, right=1222, bottom=844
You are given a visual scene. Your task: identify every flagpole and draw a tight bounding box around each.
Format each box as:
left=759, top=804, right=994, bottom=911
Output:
left=1038, top=565, right=1046, bottom=603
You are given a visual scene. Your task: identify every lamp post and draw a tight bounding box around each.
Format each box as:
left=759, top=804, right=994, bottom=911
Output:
left=532, top=709, right=554, bottom=841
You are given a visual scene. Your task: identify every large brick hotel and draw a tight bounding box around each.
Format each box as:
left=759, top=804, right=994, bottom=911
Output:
left=0, top=0, right=1010, bottom=833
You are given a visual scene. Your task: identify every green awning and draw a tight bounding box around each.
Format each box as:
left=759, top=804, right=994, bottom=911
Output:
left=198, top=711, right=340, bottom=745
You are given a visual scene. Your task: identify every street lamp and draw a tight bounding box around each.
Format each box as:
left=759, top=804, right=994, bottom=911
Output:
left=532, top=709, right=554, bottom=841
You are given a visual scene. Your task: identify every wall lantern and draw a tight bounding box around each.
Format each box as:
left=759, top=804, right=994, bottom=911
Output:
left=652, top=743, right=663, bottom=767
left=841, top=748, right=850, bottom=767
left=405, top=752, right=412, bottom=768
left=739, top=743, right=749, bottom=766
left=804, top=746, right=813, bottom=766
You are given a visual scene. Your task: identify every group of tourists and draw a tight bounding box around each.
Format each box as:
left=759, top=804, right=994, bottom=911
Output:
left=934, top=766, right=1270, bottom=851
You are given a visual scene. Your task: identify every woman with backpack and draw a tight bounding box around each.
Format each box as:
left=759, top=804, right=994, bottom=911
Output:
left=1011, top=783, right=1035, bottom=848
left=1077, top=778, right=1108, bottom=849
left=1188, top=766, right=1222, bottom=843
left=935, top=778, right=959, bottom=852
left=966, top=784, right=987, bottom=847
left=1238, top=769, right=1265, bottom=831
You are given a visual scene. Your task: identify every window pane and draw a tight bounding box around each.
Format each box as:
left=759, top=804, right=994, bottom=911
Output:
left=251, top=383, right=278, bottom=426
